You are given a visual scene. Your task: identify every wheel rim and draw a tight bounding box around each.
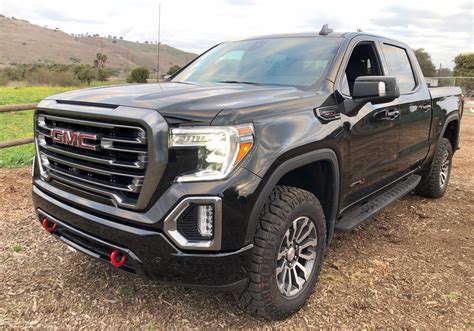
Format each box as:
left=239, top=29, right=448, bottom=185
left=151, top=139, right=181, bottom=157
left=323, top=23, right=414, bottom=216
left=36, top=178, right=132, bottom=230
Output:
left=439, top=150, right=450, bottom=188
left=276, top=216, right=318, bottom=298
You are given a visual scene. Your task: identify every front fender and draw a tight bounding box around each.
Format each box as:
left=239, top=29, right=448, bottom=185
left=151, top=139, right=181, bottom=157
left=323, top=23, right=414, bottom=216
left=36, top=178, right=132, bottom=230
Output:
left=244, top=148, right=340, bottom=245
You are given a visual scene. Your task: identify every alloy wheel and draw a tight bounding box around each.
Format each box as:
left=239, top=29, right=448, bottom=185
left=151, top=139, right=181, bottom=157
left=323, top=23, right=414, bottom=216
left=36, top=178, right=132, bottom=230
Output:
left=276, top=216, right=318, bottom=297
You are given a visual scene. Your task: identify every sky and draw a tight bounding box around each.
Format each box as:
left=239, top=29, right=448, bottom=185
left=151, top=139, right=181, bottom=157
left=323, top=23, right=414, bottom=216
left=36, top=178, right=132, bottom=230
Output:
left=1, top=0, right=473, bottom=68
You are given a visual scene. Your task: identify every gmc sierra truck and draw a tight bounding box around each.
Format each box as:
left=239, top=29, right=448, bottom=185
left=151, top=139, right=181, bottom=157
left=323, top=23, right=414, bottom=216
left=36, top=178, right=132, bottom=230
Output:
left=32, top=28, right=463, bottom=320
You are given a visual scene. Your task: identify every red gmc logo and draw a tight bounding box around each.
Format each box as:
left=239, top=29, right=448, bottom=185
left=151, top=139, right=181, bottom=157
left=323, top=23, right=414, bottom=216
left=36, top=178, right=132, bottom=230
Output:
left=51, top=129, right=99, bottom=151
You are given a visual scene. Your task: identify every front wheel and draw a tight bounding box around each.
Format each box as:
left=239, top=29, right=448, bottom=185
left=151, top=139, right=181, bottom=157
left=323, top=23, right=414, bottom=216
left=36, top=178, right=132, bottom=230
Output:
left=234, top=185, right=326, bottom=320
left=416, top=138, right=453, bottom=198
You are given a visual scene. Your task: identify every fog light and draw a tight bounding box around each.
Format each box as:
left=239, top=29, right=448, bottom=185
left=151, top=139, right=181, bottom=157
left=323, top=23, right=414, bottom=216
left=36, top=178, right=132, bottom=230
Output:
left=197, top=205, right=214, bottom=238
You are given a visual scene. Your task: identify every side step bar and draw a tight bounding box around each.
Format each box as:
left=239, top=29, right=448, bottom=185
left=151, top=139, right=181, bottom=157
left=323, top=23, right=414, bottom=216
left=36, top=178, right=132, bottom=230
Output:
left=335, top=174, right=421, bottom=232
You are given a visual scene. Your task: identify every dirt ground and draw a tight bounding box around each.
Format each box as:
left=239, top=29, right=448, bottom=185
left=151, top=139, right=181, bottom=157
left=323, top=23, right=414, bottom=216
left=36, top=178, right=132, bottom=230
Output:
left=1, top=118, right=473, bottom=329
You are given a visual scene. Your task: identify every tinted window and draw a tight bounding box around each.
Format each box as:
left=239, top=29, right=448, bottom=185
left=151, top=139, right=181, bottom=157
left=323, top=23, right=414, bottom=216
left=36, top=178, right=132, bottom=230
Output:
left=382, top=44, right=416, bottom=92
left=173, top=37, right=342, bottom=88
left=342, top=43, right=383, bottom=96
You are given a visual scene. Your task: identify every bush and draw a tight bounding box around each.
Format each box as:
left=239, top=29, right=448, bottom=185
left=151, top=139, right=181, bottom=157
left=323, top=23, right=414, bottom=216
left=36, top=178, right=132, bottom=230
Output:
left=74, top=64, right=96, bottom=85
left=25, top=66, right=79, bottom=86
left=127, top=67, right=149, bottom=83
left=167, top=64, right=181, bottom=76
left=0, top=63, right=111, bottom=86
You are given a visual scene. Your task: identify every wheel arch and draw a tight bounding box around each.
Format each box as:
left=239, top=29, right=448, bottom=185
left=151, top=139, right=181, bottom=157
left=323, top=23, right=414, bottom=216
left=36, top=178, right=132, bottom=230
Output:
left=440, top=113, right=460, bottom=152
left=245, top=148, right=340, bottom=245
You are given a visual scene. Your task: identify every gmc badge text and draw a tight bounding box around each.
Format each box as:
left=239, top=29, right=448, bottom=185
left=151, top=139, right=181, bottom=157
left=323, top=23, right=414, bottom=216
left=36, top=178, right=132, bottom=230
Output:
left=32, top=29, right=463, bottom=320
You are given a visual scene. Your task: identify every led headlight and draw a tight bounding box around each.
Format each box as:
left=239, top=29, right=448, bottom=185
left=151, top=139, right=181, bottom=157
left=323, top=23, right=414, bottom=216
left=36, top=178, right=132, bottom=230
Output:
left=169, top=124, right=254, bottom=182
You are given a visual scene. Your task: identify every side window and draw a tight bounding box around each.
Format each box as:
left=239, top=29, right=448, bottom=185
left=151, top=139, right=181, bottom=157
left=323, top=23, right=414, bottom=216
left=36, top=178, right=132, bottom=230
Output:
left=381, top=44, right=416, bottom=93
left=342, top=43, right=383, bottom=96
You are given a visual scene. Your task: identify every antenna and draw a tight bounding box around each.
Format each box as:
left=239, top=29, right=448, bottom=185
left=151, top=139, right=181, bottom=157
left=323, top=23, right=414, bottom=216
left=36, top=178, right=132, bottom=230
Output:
left=157, top=2, right=161, bottom=82
left=319, top=24, right=333, bottom=36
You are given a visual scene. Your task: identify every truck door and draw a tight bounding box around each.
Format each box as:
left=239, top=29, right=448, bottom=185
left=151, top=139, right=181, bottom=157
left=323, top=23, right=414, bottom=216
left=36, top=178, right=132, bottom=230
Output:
left=337, top=39, right=401, bottom=208
left=379, top=42, right=432, bottom=172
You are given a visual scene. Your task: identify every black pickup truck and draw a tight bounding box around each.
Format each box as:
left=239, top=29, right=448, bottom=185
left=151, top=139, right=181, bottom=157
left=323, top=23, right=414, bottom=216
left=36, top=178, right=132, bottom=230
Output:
left=32, top=29, right=463, bottom=319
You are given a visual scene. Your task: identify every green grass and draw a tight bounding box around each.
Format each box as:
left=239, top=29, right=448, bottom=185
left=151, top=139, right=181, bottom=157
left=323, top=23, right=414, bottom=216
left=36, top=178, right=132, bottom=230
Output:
left=0, top=109, right=35, bottom=167
left=0, top=86, right=74, bottom=105
left=0, top=82, right=125, bottom=167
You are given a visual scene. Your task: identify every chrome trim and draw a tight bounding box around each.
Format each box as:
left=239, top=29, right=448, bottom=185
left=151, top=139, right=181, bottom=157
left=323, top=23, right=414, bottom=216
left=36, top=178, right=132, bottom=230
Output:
left=41, top=151, right=145, bottom=180
left=35, top=101, right=169, bottom=210
left=45, top=164, right=140, bottom=193
left=38, top=141, right=146, bottom=169
left=100, top=140, right=147, bottom=153
left=48, top=172, right=136, bottom=208
left=38, top=114, right=147, bottom=137
left=163, top=197, right=222, bottom=251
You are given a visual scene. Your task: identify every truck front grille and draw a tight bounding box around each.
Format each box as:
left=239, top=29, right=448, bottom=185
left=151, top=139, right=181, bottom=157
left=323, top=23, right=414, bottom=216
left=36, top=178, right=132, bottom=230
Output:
left=36, top=113, right=149, bottom=208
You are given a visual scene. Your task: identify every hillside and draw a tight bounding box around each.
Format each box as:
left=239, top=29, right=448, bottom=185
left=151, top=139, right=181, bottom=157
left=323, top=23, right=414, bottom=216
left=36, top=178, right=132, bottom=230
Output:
left=0, top=15, right=196, bottom=74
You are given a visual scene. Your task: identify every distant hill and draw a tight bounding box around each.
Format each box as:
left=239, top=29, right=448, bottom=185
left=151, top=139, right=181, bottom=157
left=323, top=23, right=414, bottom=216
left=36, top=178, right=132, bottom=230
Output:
left=0, top=15, right=197, bottom=75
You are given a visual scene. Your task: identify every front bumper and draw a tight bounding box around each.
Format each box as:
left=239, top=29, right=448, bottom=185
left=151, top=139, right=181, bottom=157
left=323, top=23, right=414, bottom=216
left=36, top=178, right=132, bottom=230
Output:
left=33, top=185, right=252, bottom=290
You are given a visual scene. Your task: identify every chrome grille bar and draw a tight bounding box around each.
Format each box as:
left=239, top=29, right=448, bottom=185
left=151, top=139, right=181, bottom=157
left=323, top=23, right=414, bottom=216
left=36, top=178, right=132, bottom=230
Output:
left=36, top=110, right=151, bottom=208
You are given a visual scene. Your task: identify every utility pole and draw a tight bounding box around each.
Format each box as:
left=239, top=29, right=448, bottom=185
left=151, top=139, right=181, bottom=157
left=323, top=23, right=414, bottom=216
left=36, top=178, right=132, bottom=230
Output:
left=157, top=3, right=161, bottom=82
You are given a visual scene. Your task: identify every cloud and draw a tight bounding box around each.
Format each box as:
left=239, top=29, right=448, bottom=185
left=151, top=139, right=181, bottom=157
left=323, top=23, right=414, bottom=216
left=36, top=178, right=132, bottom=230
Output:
left=34, top=7, right=103, bottom=24
left=225, top=0, right=256, bottom=5
left=1, top=0, right=472, bottom=68
left=371, top=4, right=472, bottom=33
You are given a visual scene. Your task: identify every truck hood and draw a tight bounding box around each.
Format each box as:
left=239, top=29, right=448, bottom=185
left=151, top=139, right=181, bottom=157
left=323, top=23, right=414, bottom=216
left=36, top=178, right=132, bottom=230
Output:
left=47, top=82, right=308, bottom=124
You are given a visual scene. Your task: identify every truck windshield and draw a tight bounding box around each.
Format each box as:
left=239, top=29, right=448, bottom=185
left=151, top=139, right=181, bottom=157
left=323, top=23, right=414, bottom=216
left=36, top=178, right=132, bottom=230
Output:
left=172, top=37, right=342, bottom=88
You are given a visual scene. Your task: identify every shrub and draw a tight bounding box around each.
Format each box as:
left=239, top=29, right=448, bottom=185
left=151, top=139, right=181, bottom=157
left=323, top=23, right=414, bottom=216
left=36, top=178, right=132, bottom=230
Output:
left=167, top=64, right=181, bottom=76
left=127, top=67, right=149, bottom=83
left=74, top=64, right=96, bottom=85
left=25, top=66, right=79, bottom=86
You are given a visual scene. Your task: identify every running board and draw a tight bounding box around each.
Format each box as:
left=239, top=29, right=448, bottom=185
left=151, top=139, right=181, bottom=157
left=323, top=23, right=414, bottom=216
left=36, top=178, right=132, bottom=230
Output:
left=335, top=174, right=421, bottom=232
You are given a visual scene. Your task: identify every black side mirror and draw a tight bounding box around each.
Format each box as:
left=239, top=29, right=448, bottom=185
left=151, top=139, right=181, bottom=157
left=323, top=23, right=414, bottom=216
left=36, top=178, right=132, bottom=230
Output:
left=353, top=76, right=400, bottom=105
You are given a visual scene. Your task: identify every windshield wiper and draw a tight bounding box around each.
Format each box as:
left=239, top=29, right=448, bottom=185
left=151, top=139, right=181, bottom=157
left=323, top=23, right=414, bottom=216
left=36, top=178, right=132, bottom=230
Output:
left=215, top=80, right=261, bottom=86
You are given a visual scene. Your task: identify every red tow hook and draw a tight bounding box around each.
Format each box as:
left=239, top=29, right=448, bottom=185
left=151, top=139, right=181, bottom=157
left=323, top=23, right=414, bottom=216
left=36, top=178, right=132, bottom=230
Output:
left=110, top=249, right=126, bottom=268
left=42, top=217, right=57, bottom=233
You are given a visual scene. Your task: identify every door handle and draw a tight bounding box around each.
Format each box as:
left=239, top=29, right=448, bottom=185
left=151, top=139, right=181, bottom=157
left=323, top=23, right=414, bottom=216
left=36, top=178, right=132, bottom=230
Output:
left=386, top=110, right=400, bottom=120
left=419, top=103, right=431, bottom=112
left=373, top=109, right=399, bottom=121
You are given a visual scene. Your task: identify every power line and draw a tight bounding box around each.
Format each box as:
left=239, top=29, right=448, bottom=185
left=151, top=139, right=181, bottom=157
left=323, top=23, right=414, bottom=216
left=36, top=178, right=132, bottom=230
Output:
left=157, top=3, right=161, bottom=82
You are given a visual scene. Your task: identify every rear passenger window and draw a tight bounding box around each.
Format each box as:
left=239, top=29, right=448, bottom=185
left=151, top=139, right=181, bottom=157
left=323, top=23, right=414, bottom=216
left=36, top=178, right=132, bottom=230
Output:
left=382, top=44, right=416, bottom=93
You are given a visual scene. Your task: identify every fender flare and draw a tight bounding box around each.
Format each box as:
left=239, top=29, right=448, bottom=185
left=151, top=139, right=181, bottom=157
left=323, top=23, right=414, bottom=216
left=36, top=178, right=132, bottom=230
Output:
left=245, top=148, right=340, bottom=245
left=439, top=112, right=460, bottom=150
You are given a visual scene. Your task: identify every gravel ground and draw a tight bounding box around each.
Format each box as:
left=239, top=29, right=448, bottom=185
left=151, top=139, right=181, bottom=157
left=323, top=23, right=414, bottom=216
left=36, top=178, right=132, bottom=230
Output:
left=1, top=117, right=473, bottom=329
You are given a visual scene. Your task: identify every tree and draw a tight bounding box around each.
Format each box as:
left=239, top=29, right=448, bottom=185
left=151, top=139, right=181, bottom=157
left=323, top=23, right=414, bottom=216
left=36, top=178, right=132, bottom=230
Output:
left=453, top=53, right=474, bottom=94
left=74, top=64, right=96, bottom=85
left=436, top=67, right=454, bottom=87
left=167, top=64, right=181, bottom=76
left=93, top=53, right=107, bottom=69
left=453, top=53, right=474, bottom=76
left=127, top=67, right=149, bottom=83
left=414, top=48, right=437, bottom=77
left=437, top=67, right=452, bottom=77
left=96, top=69, right=109, bottom=81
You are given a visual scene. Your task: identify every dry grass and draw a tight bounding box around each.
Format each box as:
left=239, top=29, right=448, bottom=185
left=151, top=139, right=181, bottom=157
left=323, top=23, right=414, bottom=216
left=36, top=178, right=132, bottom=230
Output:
left=0, top=16, right=194, bottom=73
left=0, top=118, right=473, bottom=328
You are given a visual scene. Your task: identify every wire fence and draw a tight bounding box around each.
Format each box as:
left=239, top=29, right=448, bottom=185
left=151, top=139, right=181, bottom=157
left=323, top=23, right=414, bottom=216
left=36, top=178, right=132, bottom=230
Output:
left=425, top=77, right=474, bottom=97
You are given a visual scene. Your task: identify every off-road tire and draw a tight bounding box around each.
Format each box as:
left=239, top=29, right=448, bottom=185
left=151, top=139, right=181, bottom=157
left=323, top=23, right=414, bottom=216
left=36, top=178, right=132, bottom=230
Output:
left=233, top=185, right=326, bottom=320
left=416, top=138, right=453, bottom=198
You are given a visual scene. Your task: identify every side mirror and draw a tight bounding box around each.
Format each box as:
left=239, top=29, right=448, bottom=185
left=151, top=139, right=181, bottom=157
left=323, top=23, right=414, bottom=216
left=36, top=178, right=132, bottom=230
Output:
left=352, top=76, right=400, bottom=105
left=163, top=75, right=171, bottom=82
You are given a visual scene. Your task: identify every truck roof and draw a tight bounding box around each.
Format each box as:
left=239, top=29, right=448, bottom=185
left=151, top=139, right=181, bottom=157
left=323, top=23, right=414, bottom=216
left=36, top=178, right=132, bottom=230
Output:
left=233, top=31, right=407, bottom=47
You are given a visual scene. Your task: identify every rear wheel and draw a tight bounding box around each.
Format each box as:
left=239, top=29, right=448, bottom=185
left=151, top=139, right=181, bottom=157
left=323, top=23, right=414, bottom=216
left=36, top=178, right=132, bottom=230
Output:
left=416, top=138, right=453, bottom=198
left=234, top=185, right=326, bottom=320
